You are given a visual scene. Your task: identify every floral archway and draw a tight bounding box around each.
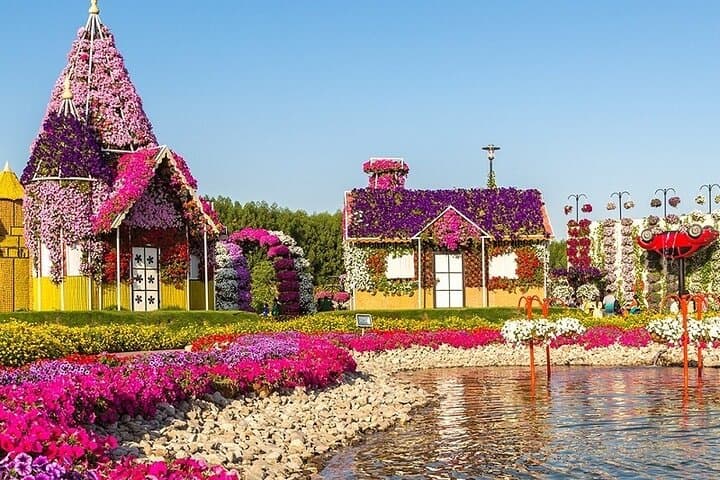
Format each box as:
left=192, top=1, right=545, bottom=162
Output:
left=217, top=228, right=315, bottom=315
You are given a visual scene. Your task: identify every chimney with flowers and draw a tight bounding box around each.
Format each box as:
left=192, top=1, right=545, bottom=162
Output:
left=363, top=157, right=409, bottom=190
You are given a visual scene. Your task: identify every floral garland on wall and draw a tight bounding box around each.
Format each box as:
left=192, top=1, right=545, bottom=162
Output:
left=362, top=159, right=409, bottom=190
left=102, top=228, right=190, bottom=287
left=487, top=244, right=543, bottom=292
left=342, top=243, right=374, bottom=292
left=214, top=240, right=251, bottom=311
left=23, top=181, right=110, bottom=283
left=43, top=24, right=157, bottom=151
left=342, top=243, right=418, bottom=296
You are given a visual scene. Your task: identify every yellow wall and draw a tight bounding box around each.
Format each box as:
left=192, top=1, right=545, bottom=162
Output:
left=0, top=199, right=30, bottom=312
left=353, top=285, right=542, bottom=310
left=32, top=277, right=215, bottom=311
left=189, top=280, right=215, bottom=310
left=489, top=286, right=545, bottom=307
left=354, top=290, right=421, bottom=310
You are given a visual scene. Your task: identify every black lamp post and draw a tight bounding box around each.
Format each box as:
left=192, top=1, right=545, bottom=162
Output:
left=567, top=193, right=588, bottom=223
left=482, top=144, right=500, bottom=182
left=654, top=187, right=676, bottom=219
left=699, top=184, right=720, bottom=215
left=610, top=191, right=631, bottom=220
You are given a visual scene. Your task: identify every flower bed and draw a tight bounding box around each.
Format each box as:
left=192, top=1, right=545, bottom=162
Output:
left=0, top=333, right=355, bottom=478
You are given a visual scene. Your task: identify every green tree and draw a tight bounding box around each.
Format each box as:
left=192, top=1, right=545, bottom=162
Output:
left=549, top=240, right=567, bottom=270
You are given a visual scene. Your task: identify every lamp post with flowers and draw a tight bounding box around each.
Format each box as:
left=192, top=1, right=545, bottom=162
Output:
left=652, top=187, right=677, bottom=219
left=482, top=144, right=500, bottom=189
left=609, top=191, right=632, bottom=220
left=698, top=184, right=720, bottom=215
left=566, top=193, right=589, bottom=223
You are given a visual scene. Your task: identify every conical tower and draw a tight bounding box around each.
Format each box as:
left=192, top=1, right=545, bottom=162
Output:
left=41, top=0, right=157, bottom=155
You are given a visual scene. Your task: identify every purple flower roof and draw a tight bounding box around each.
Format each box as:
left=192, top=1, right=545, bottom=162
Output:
left=345, top=187, right=552, bottom=241
left=22, top=112, right=112, bottom=185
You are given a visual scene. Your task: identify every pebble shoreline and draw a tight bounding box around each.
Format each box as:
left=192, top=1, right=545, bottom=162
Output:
left=99, top=343, right=720, bottom=479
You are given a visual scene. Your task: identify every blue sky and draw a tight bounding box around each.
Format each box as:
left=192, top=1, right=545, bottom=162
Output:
left=2, top=1, right=719, bottom=237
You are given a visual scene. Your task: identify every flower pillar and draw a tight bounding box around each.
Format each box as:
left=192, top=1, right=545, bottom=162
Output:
left=693, top=293, right=706, bottom=379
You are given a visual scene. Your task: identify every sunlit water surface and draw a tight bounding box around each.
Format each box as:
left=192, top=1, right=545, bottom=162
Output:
left=316, top=367, right=720, bottom=479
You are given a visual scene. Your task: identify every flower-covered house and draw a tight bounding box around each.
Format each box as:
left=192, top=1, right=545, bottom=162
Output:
left=21, top=1, right=220, bottom=311
left=343, top=157, right=553, bottom=309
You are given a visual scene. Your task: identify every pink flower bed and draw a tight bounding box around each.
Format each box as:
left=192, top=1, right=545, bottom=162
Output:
left=0, top=334, right=355, bottom=479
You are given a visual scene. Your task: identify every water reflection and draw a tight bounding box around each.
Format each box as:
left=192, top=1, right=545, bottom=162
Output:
left=316, top=367, right=720, bottom=479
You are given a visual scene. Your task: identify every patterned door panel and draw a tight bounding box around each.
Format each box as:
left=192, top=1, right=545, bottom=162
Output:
left=132, top=247, right=160, bottom=311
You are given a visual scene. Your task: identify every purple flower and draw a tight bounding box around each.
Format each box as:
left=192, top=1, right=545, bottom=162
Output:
left=13, top=453, right=33, bottom=476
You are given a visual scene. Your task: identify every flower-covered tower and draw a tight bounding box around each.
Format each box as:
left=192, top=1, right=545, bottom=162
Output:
left=0, top=163, right=30, bottom=312
left=23, top=1, right=221, bottom=311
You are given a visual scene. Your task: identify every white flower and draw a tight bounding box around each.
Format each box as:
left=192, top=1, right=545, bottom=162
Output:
left=646, top=318, right=683, bottom=343
left=554, top=317, right=586, bottom=337
left=501, top=319, right=536, bottom=346
left=576, top=284, right=600, bottom=304
left=342, top=242, right=374, bottom=291
left=551, top=283, right=574, bottom=304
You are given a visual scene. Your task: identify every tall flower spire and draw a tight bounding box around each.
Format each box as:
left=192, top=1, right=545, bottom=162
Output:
left=39, top=0, right=157, bottom=154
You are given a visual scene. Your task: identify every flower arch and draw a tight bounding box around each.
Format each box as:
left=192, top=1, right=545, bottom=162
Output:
left=224, top=228, right=315, bottom=315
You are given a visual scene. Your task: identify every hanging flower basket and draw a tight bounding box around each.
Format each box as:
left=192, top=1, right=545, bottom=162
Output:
left=715, top=194, right=720, bottom=205
left=606, top=202, right=616, bottom=211
left=668, top=196, right=681, bottom=208
left=696, top=195, right=706, bottom=205
left=623, top=200, right=635, bottom=210
left=581, top=203, right=592, bottom=213
left=564, top=205, right=573, bottom=215
left=650, top=198, right=662, bottom=208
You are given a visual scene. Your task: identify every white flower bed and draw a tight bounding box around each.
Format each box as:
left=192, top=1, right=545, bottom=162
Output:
left=501, top=317, right=586, bottom=346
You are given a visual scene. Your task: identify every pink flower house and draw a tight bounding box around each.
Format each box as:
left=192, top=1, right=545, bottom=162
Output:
left=21, top=1, right=221, bottom=311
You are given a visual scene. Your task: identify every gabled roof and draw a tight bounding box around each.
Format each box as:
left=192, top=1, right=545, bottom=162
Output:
left=411, top=205, right=492, bottom=239
left=92, top=146, right=221, bottom=234
left=0, top=163, right=24, bottom=201
left=344, top=187, right=552, bottom=241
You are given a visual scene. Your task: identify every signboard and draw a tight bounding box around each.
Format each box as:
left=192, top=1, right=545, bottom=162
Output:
left=355, top=313, right=373, bottom=329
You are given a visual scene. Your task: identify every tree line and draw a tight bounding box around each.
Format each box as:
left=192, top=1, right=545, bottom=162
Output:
left=210, top=196, right=344, bottom=288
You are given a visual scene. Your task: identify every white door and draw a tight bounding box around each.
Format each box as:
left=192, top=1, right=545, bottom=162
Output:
left=132, top=246, right=160, bottom=311
left=434, top=253, right=464, bottom=308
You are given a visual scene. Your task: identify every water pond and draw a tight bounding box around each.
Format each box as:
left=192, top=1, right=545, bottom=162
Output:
left=316, top=366, right=720, bottom=479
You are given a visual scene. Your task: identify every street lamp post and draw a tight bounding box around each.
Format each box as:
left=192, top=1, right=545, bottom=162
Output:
left=610, top=191, right=631, bottom=220
left=699, top=184, right=720, bottom=215
left=482, top=144, right=500, bottom=188
left=567, top=193, right=588, bottom=223
left=654, top=187, right=677, bottom=219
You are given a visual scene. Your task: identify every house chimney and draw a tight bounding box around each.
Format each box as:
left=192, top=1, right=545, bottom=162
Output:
left=362, top=157, right=409, bottom=190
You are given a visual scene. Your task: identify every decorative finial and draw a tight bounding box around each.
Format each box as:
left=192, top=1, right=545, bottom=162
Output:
left=89, top=0, right=99, bottom=15
left=62, top=76, right=73, bottom=100
left=3, top=162, right=9, bottom=173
